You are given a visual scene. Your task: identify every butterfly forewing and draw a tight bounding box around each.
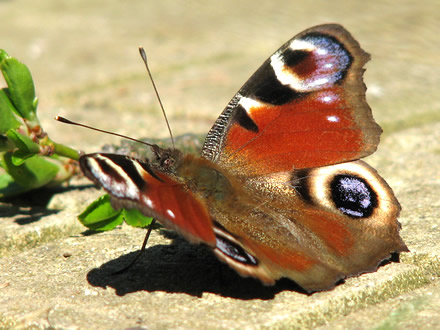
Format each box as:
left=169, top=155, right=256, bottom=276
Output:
left=79, top=153, right=216, bottom=245
left=202, top=24, right=381, bottom=176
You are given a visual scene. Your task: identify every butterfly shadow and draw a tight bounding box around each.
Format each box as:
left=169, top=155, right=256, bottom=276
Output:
left=86, top=235, right=308, bottom=300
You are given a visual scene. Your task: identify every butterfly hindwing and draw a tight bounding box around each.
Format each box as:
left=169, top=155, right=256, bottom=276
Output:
left=207, top=159, right=407, bottom=291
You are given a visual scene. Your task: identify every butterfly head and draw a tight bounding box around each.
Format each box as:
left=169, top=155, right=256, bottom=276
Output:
left=151, top=144, right=184, bottom=173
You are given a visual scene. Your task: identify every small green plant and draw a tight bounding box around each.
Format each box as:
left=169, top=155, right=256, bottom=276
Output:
left=0, top=49, right=152, bottom=230
left=0, top=49, right=80, bottom=197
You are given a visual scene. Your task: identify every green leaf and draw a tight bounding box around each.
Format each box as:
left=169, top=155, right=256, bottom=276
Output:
left=0, top=172, right=32, bottom=197
left=78, top=194, right=124, bottom=231
left=1, top=152, right=59, bottom=189
left=0, top=49, right=37, bottom=121
left=6, top=129, right=39, bottom=152
left=5, top=129, right=40, bottom=165
left=0, top=49, right=9, bottom=63
left=79, top=194, right=153, bottom=231
left=122, top=207, right=153, bottom=228
left=11, top=150, right=36, bottom=166
left=0, top=89, right=21, bottom=133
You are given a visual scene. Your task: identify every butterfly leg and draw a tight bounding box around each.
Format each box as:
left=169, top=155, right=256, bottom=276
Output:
left=112, top=219, right=157, bottom=275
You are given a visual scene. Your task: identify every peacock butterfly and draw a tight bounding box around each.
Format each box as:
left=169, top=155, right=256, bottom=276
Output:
left=78, top=24, right=408, bottom=292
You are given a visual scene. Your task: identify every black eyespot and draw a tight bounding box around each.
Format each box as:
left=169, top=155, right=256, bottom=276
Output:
left=330, top=174, right=377, bottom=218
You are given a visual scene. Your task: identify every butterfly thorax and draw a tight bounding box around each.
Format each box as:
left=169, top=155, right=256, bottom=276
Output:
left=176, top=154, right=238, bottom=203
left=152, top=145, right=241, bottom=203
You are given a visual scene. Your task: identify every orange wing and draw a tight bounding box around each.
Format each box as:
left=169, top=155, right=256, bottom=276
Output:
left=202, top=24, right=381, bottom=176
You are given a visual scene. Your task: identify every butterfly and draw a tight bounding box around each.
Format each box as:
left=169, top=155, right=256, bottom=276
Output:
left=79, top=24, right=408, bottom=292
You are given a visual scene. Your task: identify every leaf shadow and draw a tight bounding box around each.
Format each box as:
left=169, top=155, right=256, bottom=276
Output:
left=1, top=188, right=59, bottom=224
left=1, top=184, right=94, bottom=224
left=86, top=236, right=308, bottom=300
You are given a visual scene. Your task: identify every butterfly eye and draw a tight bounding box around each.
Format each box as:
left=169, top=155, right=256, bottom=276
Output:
left=161, top=157, right=175, bottom=170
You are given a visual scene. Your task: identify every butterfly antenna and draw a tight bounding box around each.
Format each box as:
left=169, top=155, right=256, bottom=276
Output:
left=139, top=47, right=175, bottom=149
left=55, top=116, right=156, bottom=148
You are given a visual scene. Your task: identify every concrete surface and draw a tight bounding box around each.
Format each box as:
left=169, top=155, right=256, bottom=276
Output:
left=1, top=0, right=439, bottom=328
